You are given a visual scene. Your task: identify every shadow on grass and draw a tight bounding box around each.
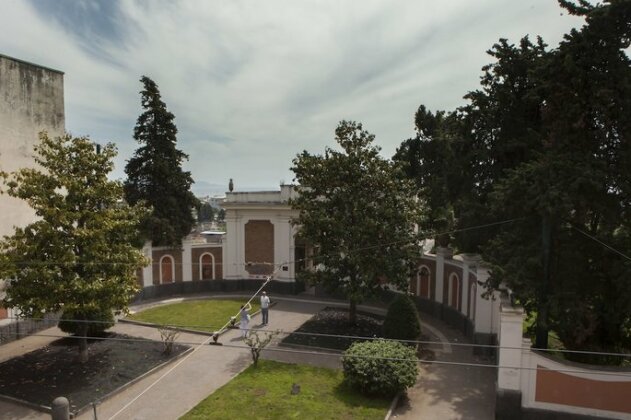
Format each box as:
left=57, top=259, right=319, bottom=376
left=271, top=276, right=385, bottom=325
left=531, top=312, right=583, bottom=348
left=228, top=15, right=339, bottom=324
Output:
left=331, top=381, right=392, bottom=409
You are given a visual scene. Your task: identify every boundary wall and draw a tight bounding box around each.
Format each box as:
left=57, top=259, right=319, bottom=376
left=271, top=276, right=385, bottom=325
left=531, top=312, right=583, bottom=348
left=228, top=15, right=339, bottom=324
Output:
left=496, top=296, right=631, bottom=420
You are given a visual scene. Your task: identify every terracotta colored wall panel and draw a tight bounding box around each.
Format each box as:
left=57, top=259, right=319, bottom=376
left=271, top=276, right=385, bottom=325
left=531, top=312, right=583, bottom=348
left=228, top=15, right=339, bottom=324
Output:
left=418, top=258, right=436, bottom=300
left=535, top=366, right=631, bottom=414
left=152, top=249, right=183, bottom=284
left=0, top=305, right=7, bottom=320
left=192, top=247, right=223, bottom=280
left=245, top=220, right=274, bottom=275
left=443, top=265, right=463, bottom=311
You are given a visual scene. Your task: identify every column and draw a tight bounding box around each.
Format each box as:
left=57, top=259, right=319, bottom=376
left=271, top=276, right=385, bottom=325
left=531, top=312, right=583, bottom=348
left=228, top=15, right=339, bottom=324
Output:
left=182, top=239, right=193, bottom=282
left=142, top=241, right=153, bottom=287
left=434, top=247, right=452, bottom=303
left=474, top=266, right=493, bottom=334
left=224, top=212, right=240, bottom=279
left=460, top=253, right=482, bottom=318
left=272, top=215, right=292, bottom=282
left=496, top=296, right=525, bottom=418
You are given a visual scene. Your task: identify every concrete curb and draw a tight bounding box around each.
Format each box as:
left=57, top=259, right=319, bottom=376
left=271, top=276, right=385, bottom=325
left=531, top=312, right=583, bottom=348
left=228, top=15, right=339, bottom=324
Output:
left=277, top=341, right=344, bottom=355
left=384, top=392, right=402, bottom=420
left=0, top=393, right=51, bottom=415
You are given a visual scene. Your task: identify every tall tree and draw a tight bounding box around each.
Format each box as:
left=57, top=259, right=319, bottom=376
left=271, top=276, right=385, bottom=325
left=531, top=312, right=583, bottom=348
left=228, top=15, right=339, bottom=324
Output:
left=485, top=0, right=631, bottom=355
left=395, top=0, right=631, bottom=356
left=393, top=106, right=456, bottom=242
left=197, top=202, right=215, bottom=223
left=291, top=121, right=422, bottom=323
left=470, top=0, right=631, bottom=354
left=124, top=76, right=198, bottom=247
left=0, top=134, right=147, bottom=362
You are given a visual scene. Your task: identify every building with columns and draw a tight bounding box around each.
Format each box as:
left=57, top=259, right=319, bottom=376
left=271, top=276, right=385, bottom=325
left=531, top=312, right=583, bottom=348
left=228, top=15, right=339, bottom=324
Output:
left=135, top=183, right=499, bottom=349
left=221, top=185, right=304, bottom=282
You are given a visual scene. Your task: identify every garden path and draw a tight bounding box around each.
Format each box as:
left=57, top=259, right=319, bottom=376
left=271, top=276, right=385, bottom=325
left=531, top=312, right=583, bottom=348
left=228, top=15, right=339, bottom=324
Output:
left=0, top=296, right=495, bottom=419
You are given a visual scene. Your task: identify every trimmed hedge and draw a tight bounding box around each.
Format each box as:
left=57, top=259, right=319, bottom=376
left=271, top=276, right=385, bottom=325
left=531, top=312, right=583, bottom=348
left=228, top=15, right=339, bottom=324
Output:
left=383, top=294, right=421, bottom=343
left=342, top=339, right=418, bottom=396
left=58, top=307, right=114, bottom=337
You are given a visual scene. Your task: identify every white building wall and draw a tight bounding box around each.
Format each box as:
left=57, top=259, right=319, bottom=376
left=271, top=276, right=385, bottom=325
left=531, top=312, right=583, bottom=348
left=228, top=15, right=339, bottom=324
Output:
left=222, top=187, right=298, bottom=281
left=0, top=54, right=65, bottom=239
left=0, top=55, right=65, bottom=318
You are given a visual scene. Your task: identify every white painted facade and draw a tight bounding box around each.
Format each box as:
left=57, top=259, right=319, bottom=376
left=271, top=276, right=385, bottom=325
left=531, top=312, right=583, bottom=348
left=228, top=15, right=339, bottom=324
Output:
left=0, top=54, right=65, bottom=323
left=0, top=54, right=65, bottom=238
left=222, top=185, right=299, bottom=282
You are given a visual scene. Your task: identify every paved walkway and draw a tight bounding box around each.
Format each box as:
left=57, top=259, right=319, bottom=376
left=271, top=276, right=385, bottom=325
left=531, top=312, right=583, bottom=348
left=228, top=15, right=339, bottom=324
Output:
left=0, top=295, right=496, bottom=419
left=391, top=315, right=496, bottom=420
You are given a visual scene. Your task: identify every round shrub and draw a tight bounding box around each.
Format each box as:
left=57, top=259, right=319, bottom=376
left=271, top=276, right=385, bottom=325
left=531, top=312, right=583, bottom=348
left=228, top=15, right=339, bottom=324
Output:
left=383, top=294, right=421, bottom=343
left=58, top=307, right=114, bottom=337
left=342, top=339, right=418, bottom=396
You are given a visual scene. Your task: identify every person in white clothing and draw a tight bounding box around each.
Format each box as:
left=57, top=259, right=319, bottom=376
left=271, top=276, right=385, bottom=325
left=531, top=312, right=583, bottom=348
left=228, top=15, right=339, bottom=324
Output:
left=260, top=291, right=270, bottom=325
left=239, top=302, right=252, bottom=338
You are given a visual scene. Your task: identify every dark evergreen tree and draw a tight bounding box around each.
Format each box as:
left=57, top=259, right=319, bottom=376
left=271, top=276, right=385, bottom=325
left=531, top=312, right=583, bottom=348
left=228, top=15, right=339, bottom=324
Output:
left=395, top=0, right=631, bottom=355
left=393, top=106, right=458, bottom=245
left=383, top=294, right=422, bottom=343
left=197, top=202, right=215, bottom=223
left=485, top=0, right=631, bottom=356
left=124, top=76, right=199, bottom=247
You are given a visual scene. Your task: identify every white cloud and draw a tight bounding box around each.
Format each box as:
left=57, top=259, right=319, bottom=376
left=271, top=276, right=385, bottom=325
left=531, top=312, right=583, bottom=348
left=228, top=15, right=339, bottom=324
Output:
left=1, top=0, right=584, bottom=190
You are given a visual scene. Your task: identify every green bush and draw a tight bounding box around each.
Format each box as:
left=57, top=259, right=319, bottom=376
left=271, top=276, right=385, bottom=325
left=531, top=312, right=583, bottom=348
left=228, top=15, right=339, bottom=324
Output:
left=342, top=339, right=418, bottom=396
left=58, top=307, right=114, bottom=337
left=383, top=294, right=421, bottom=343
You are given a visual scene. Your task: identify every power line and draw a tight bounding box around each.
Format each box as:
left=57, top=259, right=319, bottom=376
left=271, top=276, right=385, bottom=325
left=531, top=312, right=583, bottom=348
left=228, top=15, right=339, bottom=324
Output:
left=107, top=272, right=275, bottom=420
left=3, top=324, right=630, bottom=359
left=1, top=216, right=526, bottom=268
left=2, top=330, right=630, bottom=379
left=568, top=222, right=631, bottom=263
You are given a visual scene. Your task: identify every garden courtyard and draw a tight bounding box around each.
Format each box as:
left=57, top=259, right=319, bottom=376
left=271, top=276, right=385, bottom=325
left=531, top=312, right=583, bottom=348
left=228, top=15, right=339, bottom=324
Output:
left=0, top=295, right=495, bottom=420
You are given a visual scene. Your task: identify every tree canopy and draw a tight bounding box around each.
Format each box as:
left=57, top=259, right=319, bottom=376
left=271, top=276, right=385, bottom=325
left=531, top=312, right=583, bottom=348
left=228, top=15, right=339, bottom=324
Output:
left=291, top=121, right=421, bottom=323
left=0, top=134, right=147, bottom=361
left=124, top=76, right=199, bottom=247
left=197, top=202, right=215, bottom=223
left=394, top=0, right=631, bottom=356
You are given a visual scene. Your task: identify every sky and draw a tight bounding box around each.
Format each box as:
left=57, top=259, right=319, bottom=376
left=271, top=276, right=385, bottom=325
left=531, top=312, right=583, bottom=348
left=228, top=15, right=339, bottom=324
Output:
left=0, top=0, right=585, bottom=195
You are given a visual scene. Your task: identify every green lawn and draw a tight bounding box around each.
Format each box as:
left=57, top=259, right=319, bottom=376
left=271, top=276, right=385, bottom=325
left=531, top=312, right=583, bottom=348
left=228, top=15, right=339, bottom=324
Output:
left=181, top=360, right=391, bottom=420
left=127, top=299, right=260, bottom=333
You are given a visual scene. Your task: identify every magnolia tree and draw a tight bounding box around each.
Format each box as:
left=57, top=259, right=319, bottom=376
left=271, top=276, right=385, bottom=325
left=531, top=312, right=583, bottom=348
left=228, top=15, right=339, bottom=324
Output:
left=291, top=121, right=422, bottom=323
left=0, top=134, right=147, bottom=362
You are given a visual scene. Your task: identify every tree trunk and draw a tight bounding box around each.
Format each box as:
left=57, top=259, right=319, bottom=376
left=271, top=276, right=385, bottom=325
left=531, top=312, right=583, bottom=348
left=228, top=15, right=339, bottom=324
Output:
left=78, top=323, right=89, bottom=363
left=536, top=214, right=553, bottom=349
left=349, top=299, right=357, bottom=325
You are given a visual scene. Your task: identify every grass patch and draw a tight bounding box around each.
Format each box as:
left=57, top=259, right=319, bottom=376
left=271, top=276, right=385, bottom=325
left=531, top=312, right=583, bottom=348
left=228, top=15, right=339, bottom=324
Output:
left=181, top=360, right=391, bottom=420
left=127, top=299, right=260, bottom=333
left=282, top=307, right=384, bottom=351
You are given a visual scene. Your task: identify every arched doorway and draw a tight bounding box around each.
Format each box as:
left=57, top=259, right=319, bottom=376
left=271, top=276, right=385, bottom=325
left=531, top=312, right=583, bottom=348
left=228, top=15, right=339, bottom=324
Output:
left=199, top=252, right=216, bottom=280
left=418, top=266, right=431, bottom=298
left=160, top=255, right=174, bottom=283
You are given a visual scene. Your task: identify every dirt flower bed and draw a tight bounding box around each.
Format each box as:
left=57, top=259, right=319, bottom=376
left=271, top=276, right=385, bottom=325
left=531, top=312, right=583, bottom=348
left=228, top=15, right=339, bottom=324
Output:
left=0, top=333, right=189, bottom=414
left=281, top=307, right=384, bottom=351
